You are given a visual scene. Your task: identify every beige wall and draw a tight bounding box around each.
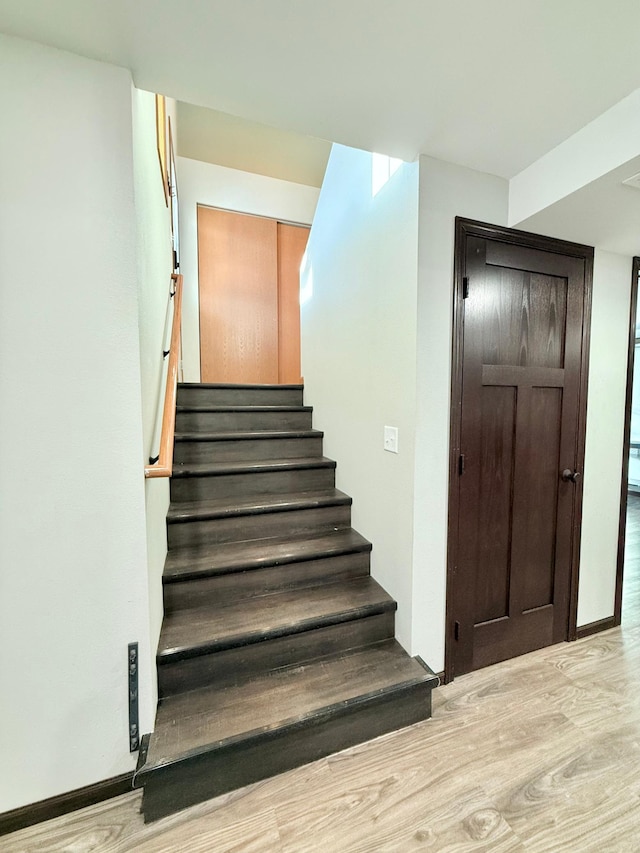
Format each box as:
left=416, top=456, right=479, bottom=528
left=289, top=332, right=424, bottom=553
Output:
left=301, top=144, right=420, bottom=652
left=578, top=249, right=632, bottom=625
left=0, top=34, right=153, bottom=811
left=177, top=101, right=331, bottom=188
left=132, top=88, right=176, bottom=697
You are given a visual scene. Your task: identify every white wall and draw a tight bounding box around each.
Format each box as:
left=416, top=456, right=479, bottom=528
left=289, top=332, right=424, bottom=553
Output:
left=577, top=249, right=632, bottom=626
left=131, top=88, right=176, bottom=698
left=0, top=35, right=153, bottom=811
left=301, top=144, right=420, bottom=650
left=509, top=89, right=640, bottom=227
left=176, top=157, right=320, bottom=381
left=412, top=157, right=509, bottom=671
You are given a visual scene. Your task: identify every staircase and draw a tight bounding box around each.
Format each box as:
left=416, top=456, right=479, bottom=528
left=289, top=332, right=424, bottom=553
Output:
left=135, top=383, right=438, bottom=822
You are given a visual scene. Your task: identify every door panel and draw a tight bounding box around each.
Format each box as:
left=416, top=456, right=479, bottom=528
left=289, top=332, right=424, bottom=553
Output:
left=277, top=223, right=308, bottom=384
left=476, top=384, right=515, bottom=625
left=451, top=227, right=590, bottom=676
left=198, top=206, right=279, bottom=384
left=519, top=386, right=562, bottom=611
left=198, top=206, right=309, bottom=384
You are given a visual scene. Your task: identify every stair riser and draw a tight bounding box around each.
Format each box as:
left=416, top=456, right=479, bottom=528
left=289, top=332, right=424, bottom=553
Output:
left=175, top=409, right=313, bottom=433
left=170, top=466, right=336, bottom=502
left=157, top=611, right=395, bottom=697
left=164, top=551, right=372, bottom=611
left=177, top=387, right=303, bottom=407
left=167, top=504, right=352, bottom=549
left=141, top=680, right=432, bottom=822
left=173, top=435, right=323, bottom=464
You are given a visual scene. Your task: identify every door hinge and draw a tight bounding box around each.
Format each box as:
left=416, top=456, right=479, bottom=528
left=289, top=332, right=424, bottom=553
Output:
left=462, top=277, right=469, bottom=299
left=454, top=621, right=460, bottom=641
left=458, top=453, right=465, bottom=475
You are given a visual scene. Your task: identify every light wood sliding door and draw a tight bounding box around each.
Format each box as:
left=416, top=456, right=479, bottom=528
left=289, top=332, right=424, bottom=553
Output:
left=198, top=206, right=278, bottom=384
left=198, top=206, right=309, bottom=384
left=277, top=222, right=309, bottom=384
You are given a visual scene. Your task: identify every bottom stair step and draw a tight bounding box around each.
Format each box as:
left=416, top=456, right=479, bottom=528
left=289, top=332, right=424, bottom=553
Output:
left=136, top=640, right=438, bottom=822
left=156, top=576, right=396, bottom=696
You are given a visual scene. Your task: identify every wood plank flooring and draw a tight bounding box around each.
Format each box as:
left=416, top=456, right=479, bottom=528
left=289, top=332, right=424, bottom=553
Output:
left=4, top=499, right=640, bottom=852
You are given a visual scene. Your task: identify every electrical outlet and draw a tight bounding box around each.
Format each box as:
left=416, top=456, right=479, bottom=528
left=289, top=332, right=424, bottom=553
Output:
left=384, top=425, right=399, bottom=453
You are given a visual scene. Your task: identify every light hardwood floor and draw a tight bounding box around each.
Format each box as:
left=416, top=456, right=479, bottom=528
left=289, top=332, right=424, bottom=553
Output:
left=3, top=500, right=640, bottom=852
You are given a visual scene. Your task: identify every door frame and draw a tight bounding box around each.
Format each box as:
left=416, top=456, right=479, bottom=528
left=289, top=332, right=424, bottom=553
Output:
left=444, top=217, right=594, bottom=683
left=613, top=257, right=640, bottom=627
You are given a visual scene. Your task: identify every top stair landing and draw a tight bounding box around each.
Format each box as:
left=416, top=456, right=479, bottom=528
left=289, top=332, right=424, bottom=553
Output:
left=177, top=383, right=304, bottom=407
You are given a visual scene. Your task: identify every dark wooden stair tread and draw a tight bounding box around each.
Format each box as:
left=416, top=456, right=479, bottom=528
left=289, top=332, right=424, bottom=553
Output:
left=157, top=577, right=395, bottom=659
left=164, top=529, right=372, bottom=582
left=176, top=404, right=313, bottom=413
left=171, top=457, right=335, bottom=479
left=143, top=640, right=434, bottom=772
left=179, top=382, right=304, bottom=390
left=167, top=488, right=349, bottom=522
left=174, top=429, right=323, bottom=442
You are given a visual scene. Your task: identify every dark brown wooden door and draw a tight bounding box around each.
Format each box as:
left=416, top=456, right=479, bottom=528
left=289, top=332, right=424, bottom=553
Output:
left=450, top=224, right=591, bottom=676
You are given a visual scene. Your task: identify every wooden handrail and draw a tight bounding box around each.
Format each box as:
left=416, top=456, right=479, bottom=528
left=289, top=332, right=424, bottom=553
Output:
left=145, top=273, right=183, bottom=478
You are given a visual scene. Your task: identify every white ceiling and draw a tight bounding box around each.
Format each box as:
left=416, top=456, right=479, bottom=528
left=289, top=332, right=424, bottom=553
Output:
left=2, top=0, right=640, bottom=178
left=517, top=156, right=640, bottom=257
left=518, top=156, right=640, bottom=255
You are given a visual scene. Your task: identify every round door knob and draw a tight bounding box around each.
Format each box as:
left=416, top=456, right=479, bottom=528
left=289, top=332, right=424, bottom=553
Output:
left=562, top=469, right=581, bottom=484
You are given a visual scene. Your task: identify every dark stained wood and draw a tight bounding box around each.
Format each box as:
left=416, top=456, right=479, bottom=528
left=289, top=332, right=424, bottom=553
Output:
left=157, top=577, right=395, bottom=663
left=616, top=257, right=640, bottom=625
left=447, top=218, right=593, bottom=679
left=164, top=552, right=373, bottom=611
left=150, top=641, right=431, bottom=766
left=574, top=615, right=617, bottom=639
left=172, top=456, right=334, bottom=476
left=483, top=364, right=565, bottom=386
left=444, top=217, right=468, bottom=683
left=141, top=380, right=437, bottom=820
left=162, top=529, right=373, bottom=610
left=164, top=528, right=372, bottom=581
left=175, top=404, right=313, bottom=433
left=475, top=385, right=515, bottom=625
left=157, top=612, right=397, bottom=697
left=167, top=487, right=350, bottom=522
left=478, top=264, right=568, bottom=369
left=170, top=459, right=336, bottom=502
left=140, top=676, right=434, bottom=823
left=0, top=773, right=133, bottom=837
left=173, top=430, right=324, bottom=463
left=512, top=386, right=562, bottom=613
left=177, top=383, right=304, bottom=406
left=167, top=503, right=352, bottom=548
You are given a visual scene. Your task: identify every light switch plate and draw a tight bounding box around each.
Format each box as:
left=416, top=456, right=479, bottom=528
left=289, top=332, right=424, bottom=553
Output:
left=384, top=425, right=398, bottom=453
